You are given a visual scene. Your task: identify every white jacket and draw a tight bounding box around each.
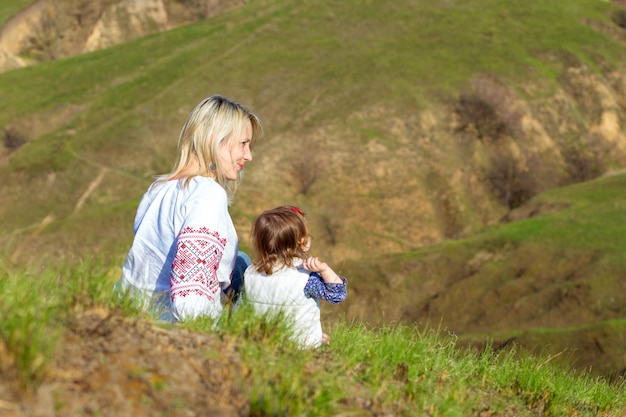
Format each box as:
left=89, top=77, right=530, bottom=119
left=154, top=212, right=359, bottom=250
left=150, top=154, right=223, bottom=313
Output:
left=244, top=259, right=323, bottom=348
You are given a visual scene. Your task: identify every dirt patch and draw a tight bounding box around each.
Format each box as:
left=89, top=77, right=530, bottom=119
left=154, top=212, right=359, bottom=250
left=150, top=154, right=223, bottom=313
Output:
left=0, top=308, right=249, bottom=417
left=0, top=0, right=248, bottom=72
left=611, top=0, right=626, bottom=8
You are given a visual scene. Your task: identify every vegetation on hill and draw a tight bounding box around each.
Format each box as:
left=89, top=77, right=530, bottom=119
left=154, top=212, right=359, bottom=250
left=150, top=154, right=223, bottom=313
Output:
left=1, top=0, right=626, bottom=264
left=335, top=170, right=626, bottom=379
left=1, top=0, right=626, bottom=413
left=1, top=262, right=625, bottom=416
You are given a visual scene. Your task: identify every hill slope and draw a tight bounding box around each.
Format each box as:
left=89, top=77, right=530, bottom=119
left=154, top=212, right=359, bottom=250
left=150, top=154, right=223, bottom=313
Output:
left=0, top=0, right=248, bottom=72
left=335, top=171, right=626, bottom=377
left=1, top=282, right=625, bottom=416
left=1, top=0, right=626, bottom=378
left=2, top=0, right=626, bottom=265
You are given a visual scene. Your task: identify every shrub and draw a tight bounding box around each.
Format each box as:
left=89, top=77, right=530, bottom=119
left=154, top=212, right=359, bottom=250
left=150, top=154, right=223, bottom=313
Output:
left=611, top=9, right=626, bottom=30
left=290, top=154, right=321, bottom=195
left=456, top=75, right=524, bottom=142
left=485, top=150, right=539, bottom=210
left=2, top=126, right=26, bottom=151
left=23, top=8, right=61, bottom=62
left=562, top=143, right=607, bottom=183
left=172, top=0, right=209, bottom=20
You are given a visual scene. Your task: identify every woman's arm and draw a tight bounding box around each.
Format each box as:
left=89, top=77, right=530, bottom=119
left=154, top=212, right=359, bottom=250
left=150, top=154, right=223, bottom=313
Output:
left=169, top=182, right=234, bottom=320
left=170, top=225, right=227, bottom=319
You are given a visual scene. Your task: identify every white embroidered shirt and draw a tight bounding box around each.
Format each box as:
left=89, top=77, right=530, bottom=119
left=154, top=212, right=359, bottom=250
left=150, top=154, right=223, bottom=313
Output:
left=119, top=176, right=237, bottom=321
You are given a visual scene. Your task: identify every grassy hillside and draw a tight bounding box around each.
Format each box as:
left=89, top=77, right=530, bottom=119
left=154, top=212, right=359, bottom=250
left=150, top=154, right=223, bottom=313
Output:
left=1, top=262, right=625, bottom=415
left=1, top=1, right=626, bottom=412
left=1, top=0, right=626, bottom=265
left=336, top=170, right=626, bottom=377
left=1, top=0, right=626, bottom=396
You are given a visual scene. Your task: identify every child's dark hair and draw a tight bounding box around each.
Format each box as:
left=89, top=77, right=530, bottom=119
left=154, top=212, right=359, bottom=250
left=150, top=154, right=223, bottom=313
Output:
left=251, top=206, right=309, bottom=275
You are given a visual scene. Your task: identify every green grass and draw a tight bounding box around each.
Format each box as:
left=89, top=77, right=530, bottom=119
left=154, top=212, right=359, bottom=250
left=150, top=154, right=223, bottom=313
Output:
left=331, top=172, right=626, bottom=379
left=0, top=0, right=30, bottom=26
left=1, top=258, right=625, bottom=415
left=0, top=256, right=135, bottom=390
left=395, top=171, right=626, bottom=270
left=1, top=0, right=623, bottom=143
left=480, top=173, right=626, bottom=253
left=0, top=265, right=61, bottom=390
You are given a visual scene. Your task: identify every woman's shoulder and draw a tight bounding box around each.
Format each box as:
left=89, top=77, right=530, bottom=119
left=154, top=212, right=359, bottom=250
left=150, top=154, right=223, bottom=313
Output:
left=184, top=176, right=227, bottom=201
left=144, top=177, right=228, bottom=212
left=188, top=175, right=221, bottom=189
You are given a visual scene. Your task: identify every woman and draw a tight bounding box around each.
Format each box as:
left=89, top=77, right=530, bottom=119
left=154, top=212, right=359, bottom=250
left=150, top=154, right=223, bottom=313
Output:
left=117, top=94, right=262, bottom=321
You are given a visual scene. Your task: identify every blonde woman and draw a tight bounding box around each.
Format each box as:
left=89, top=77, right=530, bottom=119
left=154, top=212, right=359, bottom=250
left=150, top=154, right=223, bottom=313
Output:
left=117, top=95, right=262, bottom=321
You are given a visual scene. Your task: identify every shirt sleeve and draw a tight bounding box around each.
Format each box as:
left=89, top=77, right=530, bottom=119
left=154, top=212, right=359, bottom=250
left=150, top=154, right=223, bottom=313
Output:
left=169, top=185, right=233, bottom=320
left=303, top=272, right=347, bottom=304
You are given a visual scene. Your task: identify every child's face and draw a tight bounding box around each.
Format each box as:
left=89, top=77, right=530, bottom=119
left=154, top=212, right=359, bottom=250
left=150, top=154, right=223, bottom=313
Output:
left=301, top=236, right=312, bottom=253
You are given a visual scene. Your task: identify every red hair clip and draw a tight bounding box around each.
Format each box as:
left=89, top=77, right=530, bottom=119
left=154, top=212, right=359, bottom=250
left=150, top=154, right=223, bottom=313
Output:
left=289, top=206, right=305, bottom=215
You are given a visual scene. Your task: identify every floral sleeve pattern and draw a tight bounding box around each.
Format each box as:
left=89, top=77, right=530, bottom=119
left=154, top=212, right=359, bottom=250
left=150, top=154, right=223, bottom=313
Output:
left=303, top=273, right=347, bottom=304
left=170, top=226, right=227, bottom=304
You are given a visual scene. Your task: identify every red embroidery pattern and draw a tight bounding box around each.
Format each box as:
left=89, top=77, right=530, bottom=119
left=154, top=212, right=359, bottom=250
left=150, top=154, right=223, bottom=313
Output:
left=170, top=226, right=227, bottom=303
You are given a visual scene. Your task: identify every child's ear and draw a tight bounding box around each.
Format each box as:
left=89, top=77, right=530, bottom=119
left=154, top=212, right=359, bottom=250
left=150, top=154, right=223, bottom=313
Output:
left=300, top=236, right=311, bottom=252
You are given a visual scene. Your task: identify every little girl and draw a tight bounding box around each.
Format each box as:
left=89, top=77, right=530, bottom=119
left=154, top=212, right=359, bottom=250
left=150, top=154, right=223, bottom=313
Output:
left=244, top=205, right=348, bottom=348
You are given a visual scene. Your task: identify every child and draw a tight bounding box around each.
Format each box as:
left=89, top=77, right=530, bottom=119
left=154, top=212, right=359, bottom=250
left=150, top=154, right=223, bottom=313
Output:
left=244, top=205, right=348, bottom=348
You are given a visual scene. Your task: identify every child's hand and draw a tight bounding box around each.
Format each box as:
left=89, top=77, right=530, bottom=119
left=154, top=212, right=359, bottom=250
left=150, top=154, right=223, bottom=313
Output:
left=303, top=256, right=329, bottom=274
left=304, top=256, right=343, bottom=284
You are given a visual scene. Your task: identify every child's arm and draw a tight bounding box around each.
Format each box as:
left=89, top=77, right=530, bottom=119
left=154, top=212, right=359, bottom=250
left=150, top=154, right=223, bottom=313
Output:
left=303, top=256, right=343, bottom=284
left=302, top=256, right=347, bottom=304
left=303, top=273, right=347, bottom=304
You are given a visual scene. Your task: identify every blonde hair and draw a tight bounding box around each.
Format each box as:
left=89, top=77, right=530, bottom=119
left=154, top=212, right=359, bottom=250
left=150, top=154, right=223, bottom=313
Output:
left=160, top=95, right=262, bottom=200
left=251, top=206, right=309, bottom=275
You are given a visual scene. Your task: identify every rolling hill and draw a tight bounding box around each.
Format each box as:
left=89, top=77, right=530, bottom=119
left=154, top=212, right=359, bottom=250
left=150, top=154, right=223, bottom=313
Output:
left=1, top=0, right=626, bottom=378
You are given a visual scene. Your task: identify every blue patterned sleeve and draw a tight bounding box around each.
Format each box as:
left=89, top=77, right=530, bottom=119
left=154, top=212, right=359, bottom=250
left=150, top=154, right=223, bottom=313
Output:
left=303, top=272, right=347, bottom=304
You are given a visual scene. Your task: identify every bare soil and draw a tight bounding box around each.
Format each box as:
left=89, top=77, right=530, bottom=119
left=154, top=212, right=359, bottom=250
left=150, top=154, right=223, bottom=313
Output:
left=0, top=308, right=550, bottom=417
left=0, top=308, right=250, bottom=417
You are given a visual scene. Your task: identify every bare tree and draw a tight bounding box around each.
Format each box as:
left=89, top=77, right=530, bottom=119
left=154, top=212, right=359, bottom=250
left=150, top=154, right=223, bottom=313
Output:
left=485, top=151, right=539, bottom=210
left=289, top=153, right=321, bottom=195
left=456, top=75, right=524, bottom=142
left=24, top=8, right=62, bottom=61
left=320, top=214, right=338, bottom=246
left=173, top=0, right=208, bottom=20
left=562, top=137, right=613, bottom=184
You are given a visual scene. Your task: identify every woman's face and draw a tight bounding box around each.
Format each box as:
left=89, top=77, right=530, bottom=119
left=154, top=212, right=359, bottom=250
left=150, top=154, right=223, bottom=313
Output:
left=218, top=120, right=253, bottom=180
